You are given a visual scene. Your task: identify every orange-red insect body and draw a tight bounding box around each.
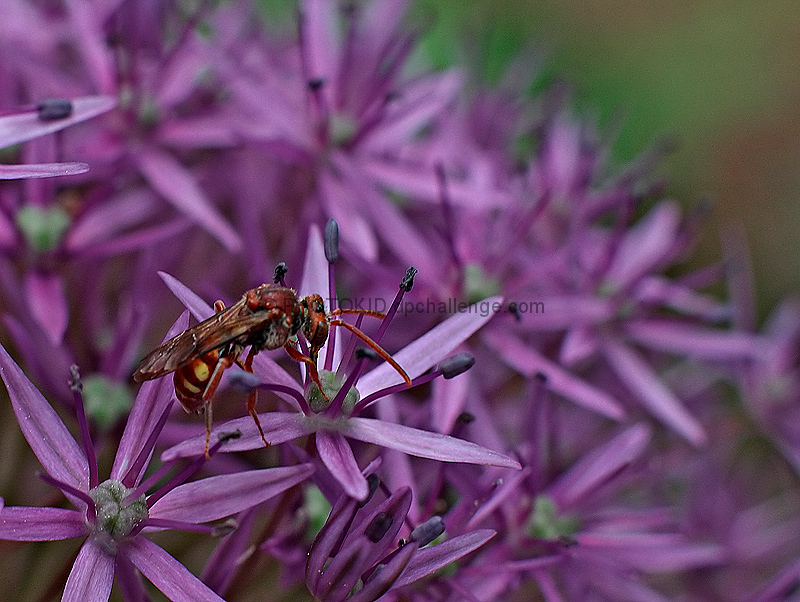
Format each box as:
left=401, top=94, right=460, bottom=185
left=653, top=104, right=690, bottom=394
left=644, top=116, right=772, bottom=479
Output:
left=134, top=284, right=410, bottom=457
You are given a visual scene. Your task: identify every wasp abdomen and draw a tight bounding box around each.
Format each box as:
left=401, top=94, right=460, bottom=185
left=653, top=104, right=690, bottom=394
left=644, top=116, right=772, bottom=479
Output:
left=173, top=349, right=220, bottom=412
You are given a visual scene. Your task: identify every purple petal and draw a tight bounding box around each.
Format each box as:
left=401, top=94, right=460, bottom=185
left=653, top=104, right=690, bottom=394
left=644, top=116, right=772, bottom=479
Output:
left=298, top=224, right=329, bottom=301
left=137, top=147, right=242, bottom=252
left=340, top=417, right=521, bottom=469
left=24, top=272, right=68, bottom=346
left=484, top=330, right=626, bottom=420
left=0, top=343, right=88, bottom=489
left=159, top=271, right=214, bottom=320
left=603, top=340, right=706, bottom=446
left=0, top=162, right=90, bottom=179
left=624, top=319, right=763, bottom=361
left=0, top=507, right=85, bottom=541
left=577, top=533, right=726, bottom=571
left=358, top=296, right=503, bottom=396
left=149, top=464, right=314, bottom=524
left=316, top=430, right=369, bottom=500
left=393, top=530, right=496, bottom=589
left=0, top=95, right=116, bottom=149
left=65, top=188, right=159, bottom=250
left=62, top=540, right=115, bottom=602
left=547, top=424, right=651, bottom=509
left=124, top=537, right=225, bottom=602
left=300, top=0, right=340, bottom=107
left=65, top=0, right=116, bottom=93
left=360, top=158, right=512, bottom=208
left=160, top=412, right=316, bottom=461
left=111, top=314, right=189, bottom=481
left=361, top=70, right=463, bottom=149
left=604, top=202, right=680, bottom=289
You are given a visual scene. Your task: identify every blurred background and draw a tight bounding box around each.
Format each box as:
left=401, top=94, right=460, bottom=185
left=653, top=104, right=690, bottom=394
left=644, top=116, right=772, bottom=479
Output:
left=401, top=0, right=800, bottom=314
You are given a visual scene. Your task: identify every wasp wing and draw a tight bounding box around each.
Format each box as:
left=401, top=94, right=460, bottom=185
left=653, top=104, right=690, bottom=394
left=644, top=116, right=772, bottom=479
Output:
left=133, top=299, right=272, bottom=381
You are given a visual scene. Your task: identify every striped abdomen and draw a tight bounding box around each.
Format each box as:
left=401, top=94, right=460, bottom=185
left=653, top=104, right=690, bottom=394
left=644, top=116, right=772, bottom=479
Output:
left=173, top=349, right=221, bottom=413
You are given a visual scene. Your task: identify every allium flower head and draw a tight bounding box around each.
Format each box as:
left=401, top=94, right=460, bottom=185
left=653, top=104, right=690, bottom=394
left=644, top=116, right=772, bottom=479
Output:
left=0, top=334, right=313, bottom=601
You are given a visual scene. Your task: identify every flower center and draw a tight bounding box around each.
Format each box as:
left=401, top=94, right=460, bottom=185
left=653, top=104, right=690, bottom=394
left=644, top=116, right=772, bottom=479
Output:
left=89, top=479, right=148, bottom=542
left=306, top=370, right=360, bottom=413
left=525, top=495, right=579, bottom=540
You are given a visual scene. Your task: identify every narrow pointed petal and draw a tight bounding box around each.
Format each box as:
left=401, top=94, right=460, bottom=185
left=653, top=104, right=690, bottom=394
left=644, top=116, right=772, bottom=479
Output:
left=149, top=464, right=314, bottom=524
left=24, top=272, right=68, bottom=346
left=394, top=529, right=496, bottom=588
left=112, top=314, right=189, bottom=481
left=548, top=424, right=651, bottom=509
left=361, top=70, right=463, bottom=149
left=341, top=417, right=521, bottom=469
left=349, top=542, right=417, bottom=602
left=160, top=412, right=316, bottom=461
left=0, top=344, right=88, bottom=489
left=393, top=530, right=496, bottom=589
left=624, top=319, right=763, bottom=361
left=65, top=189, right=159, bottom=250
left=0, top=507, right=85, bottom=540
left=358, top=296, right=503, bottom=396
left=603, top=340, right=706, bottom=445
left=577, top=533, right=726, bottom=571
left=299, top=224, right=329, bottom=299
left=0, top=162, right=90, bottom=179
left=361, top=158, right=511, bottom=208
left=0, top=95, right=116, bottom=149
left=62, top=540, right=115, bottom=602
left=124, top=537, right=225, bottom=602
left=484, top=330, right=625, bottom=420
left=137, top=147, right=242, bottom=252
left=159, top=271, right=214, bottom=320
left=317, top=430, right=369, bottom=500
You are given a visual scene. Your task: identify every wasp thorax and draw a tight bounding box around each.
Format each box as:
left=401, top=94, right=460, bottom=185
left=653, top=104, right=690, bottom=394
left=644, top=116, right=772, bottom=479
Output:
left=305, top=370, right=359, bottom=413
left=89, top=479, right=148, bottom=545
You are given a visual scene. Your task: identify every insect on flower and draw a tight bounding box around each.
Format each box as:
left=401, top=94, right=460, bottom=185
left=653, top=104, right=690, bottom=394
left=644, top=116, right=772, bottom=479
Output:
left=134, top=282, right=412, bottom=457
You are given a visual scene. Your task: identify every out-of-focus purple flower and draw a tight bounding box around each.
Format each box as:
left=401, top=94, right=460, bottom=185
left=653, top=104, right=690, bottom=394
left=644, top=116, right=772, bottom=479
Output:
left=459, top=422, right=726, bottom=600
left=159, top=224, right=520, bottom=500
left=0, top=333, right=314, bottom=601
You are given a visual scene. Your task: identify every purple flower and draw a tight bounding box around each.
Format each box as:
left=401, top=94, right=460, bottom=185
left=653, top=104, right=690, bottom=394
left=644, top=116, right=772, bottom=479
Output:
left=306, top=465, right=495, bottom=602
left=0, top=333, right=313, bottom=601
left=159, top=224, right=520, bottom=500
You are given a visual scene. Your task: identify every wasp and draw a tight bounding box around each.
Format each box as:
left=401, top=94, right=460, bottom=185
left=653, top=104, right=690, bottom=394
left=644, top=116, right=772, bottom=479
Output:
left=134, top=284, right=411, bottom=457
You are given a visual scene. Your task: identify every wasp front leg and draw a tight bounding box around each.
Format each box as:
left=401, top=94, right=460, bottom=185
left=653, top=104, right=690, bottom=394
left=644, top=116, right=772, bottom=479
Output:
left=283, top=342, right=329, bottom=402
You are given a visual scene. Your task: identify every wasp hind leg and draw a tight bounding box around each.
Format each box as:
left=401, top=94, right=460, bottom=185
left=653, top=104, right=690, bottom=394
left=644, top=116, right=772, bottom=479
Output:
left=243, top=348, right=271, bottom=450
left=200, top=352, right=236, bottom=459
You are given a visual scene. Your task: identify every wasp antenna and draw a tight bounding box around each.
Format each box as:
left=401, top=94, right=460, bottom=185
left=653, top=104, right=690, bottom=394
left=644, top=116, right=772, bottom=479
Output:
left=330, top=319, right=412, bottom=386
left=328, top=308, right=386, bottom=319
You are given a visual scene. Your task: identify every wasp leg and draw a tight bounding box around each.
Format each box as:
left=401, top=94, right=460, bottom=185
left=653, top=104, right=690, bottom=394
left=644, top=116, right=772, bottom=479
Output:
left=283, top=342, right=329, bottom=402
left=244, top=348, right=271, bottom=449
left=200, top=352, right=236, bottom=459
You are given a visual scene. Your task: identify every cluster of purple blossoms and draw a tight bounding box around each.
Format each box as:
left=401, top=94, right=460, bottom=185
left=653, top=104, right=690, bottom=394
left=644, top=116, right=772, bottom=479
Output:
left=1, top=1, right=799, bottom=601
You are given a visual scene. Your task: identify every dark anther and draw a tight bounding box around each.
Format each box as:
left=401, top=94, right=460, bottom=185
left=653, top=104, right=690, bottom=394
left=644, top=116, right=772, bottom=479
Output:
left=308, top=78, right=325, bottom=91
left=439, top=353, right=475, bottom=379
left=324, top=219, right=339, bottom=263
left=37, top=99, right=73, bottom=121
left=534, top=372, right=548, bottom=384
left=456, top=412, right=475, bottom=425
left=69, top=365, right=82, bottom=392
left=218, top=430, right=242, bottom=443
left=359, top=474, right=381, bottom=508
left=212, top=518, right=238, bottom=537
left=273, top=262, right=288, bottom=284
left=365, top=512, right=393, bottom=543
left=400, top=267, right=417, bottom=292
left=409, top=516, right=445, bottom=546
left=355, top=347, right=379, bottom=361
left=508, top=302, right=522, bottom=322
